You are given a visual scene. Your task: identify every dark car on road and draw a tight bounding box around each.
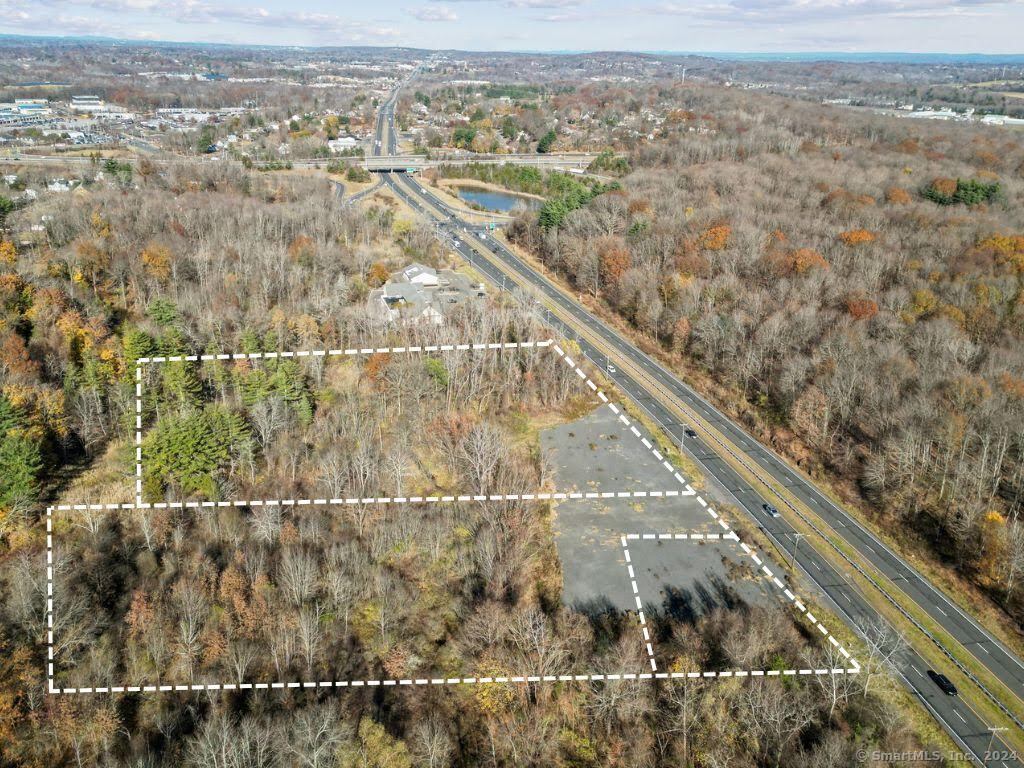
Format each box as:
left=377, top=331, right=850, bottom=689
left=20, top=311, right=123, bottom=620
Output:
left=927, top=670, right=958, bottom=696
left=684, top=427, right=698, bottom=438
left=761, top=503, right=780, bottom=518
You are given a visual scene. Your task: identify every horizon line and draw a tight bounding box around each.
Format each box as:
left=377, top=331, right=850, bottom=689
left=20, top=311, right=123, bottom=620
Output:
left=0, top=32, right=1022, bottom=59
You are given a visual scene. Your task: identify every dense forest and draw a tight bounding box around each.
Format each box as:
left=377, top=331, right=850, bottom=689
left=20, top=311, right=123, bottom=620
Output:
left=0, top=155, right=937, bottom=765
left=509, top=81, right=1024, bottom=627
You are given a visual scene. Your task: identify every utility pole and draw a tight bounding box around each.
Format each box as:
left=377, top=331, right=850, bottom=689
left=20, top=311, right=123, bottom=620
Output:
left=790, top=533, right=806, bottom=569
left=987, top=726, right=1007, bottom=755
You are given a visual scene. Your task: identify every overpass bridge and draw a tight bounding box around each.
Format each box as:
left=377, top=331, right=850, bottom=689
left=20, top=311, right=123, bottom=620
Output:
left=362, top=152, right=602, bottom=172
left=1, top=150, right=612, bottom=175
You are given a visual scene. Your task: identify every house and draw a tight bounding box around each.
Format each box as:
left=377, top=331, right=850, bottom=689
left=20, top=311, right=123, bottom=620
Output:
left=327, top=136, right=359, bottom=153
left=366, top=263, right=486, bottom=325
left=400, top=263, right=439, bottom=286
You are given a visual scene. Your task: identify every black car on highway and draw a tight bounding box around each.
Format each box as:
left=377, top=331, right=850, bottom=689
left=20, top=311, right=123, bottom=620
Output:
left=927, top=670, right=958, bottom=696
left=761, top=503, right=780, bottom=518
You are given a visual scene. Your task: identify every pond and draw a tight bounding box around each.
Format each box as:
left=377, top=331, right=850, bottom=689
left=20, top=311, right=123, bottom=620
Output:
left=454, top=186, right=541, bottom=213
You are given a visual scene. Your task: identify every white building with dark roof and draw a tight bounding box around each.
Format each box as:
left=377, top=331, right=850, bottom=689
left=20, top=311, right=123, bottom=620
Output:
left=367, top=263, right=486, bottom=325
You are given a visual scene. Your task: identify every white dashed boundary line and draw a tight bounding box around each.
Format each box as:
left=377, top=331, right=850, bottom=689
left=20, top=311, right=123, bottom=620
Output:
left=620, top=532, right=742, bottom=673
left=134, top=364, right=142, bottom=507
left=48, top=490, right=691, bottom=512
left=47, top=338, right=859, bottom=694
left=135, top=339, right=552, bottom=366
left=620, top=535, right=657, bottom=671
left=551, top=344, right=861, bottom=677
left=133, top=340, right=554, bottom=509
left=621, top=533, right=860, bottom=675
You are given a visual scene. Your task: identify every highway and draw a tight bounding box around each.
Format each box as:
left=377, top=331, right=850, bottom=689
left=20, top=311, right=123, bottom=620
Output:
left=369, top=87, right=1023, bottom=766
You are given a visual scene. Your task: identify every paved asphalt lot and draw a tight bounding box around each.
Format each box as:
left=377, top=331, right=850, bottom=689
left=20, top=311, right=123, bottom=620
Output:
left=543, top=408, right=778, bottom=622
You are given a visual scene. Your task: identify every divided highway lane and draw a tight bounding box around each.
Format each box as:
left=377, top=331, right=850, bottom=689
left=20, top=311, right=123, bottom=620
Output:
left=387, top=164, right=1024, bottom=714
left=382, top=170, right=1021, bottom=766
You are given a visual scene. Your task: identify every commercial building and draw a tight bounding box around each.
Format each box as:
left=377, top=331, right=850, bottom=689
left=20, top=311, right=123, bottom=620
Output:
left=366, top=263, right=486, bottom=325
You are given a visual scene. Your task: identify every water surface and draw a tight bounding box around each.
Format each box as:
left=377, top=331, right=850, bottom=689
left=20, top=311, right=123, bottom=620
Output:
left=455, top=186, right=540, bottom=213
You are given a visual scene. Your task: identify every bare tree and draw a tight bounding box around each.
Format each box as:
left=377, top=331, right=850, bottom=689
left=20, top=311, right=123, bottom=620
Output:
left=412, top=716, right=455, bottom=768
left=278, top=547, right=318, bottom=607
left=855, top=617, right=907, bottom=697
left=284, top=703, right=349, bottom=768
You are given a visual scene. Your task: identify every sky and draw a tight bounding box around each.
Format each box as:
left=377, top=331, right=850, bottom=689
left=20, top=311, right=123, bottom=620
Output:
left=1, top=0, right=1023, bottom=53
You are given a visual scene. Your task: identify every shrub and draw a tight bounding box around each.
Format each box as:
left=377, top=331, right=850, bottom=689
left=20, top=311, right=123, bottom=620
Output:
left=345, top=166, right=371, bottom=183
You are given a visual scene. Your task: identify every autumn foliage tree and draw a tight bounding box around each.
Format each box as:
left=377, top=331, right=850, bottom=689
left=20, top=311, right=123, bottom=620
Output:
left=699, top=224, right=731, bottom=251
left=367, top=262, right=391, bottom=287
left=141, top=242, right=173, bottom=283
left=287, top=234, right=316, bottom=265
left=786, top=248, right=828, bottom=275
left=845, top=295, right=880, bottom=321
left=885, top=187, right=911, bottom=205
left=597, top=236, right=631, bottom=290
left=838, top=229, right=876, bottom=246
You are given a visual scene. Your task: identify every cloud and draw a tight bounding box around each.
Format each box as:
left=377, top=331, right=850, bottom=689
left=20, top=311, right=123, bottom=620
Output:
left=644, top=0, right=1015, bottom=24
left=2, top=0, right=401, bottom=39
left=429, top=0, right=585, bottom=6
left=535, top=10, right=596, bottom=19
left=505, top=0, right=584, bottom=7
left=410, top=4, right=459, bottom=20
left=0, top=1, right=164, bottom=37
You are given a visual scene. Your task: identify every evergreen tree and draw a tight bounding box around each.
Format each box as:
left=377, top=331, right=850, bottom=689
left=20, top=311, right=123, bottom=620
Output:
left=160, top=361, right=203, bottom=411
left=146, top=298, right=179, bottom=328
left=269, top=360, right=314, bottom=424
left=536, top=129, right=557, bottom=154
left=0, top=395, right=41, bottom=516
left=144, top=406, right=250, bottom=498
left=123, top=327, right=156, bottom=370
